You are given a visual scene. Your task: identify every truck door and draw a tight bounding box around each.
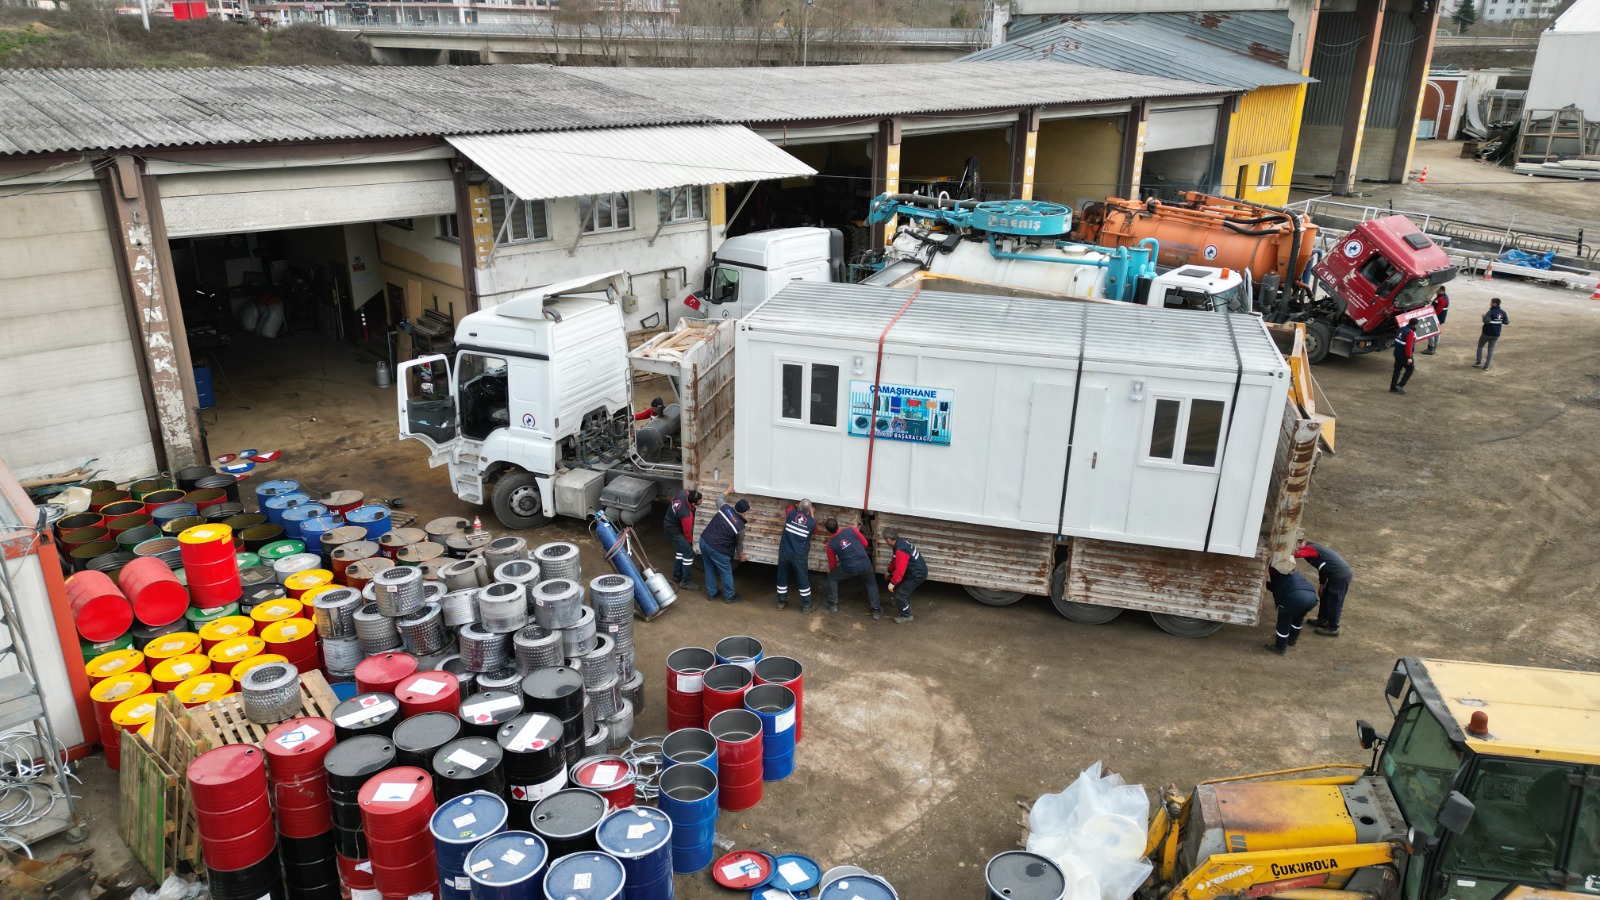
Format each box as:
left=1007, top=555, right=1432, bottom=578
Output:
left=705, top=265, right=746, bottom=319
left=396, top=354, right=458, bottom=452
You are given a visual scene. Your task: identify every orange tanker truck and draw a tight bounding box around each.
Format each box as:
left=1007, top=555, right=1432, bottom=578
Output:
left=1075, top=193, right=1457, bottom=364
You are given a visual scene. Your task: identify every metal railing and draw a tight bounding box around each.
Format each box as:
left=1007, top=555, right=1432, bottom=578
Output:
left=324, top=19, right=985, bottom=46
left=1287, top=195, right=1591, bottom=262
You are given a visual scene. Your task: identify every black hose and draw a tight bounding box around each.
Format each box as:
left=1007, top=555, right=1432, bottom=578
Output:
left=1222, top=221, right=1285, bottom=237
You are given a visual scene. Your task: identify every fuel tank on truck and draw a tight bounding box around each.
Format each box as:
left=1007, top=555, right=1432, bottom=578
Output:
left=1080, top=196, right=1317, bottom=283
left=892, top=232, right=1112, bottom=298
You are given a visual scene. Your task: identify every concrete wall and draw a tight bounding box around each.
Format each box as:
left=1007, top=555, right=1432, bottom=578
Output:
left=378, top=217, right=471, bottom=348
left=1527, top=31, right=1600, bottom=119
left=900, top=126, right=1013, bottom=196
left=1034, top=116, right=1124, bottom=211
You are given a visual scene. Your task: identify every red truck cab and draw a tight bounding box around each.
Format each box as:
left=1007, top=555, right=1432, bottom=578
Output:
left=1311, top=216, right=1457, bottom=359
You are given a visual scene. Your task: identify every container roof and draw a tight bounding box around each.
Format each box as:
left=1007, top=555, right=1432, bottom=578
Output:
left=1415, top=658, right=1600, bottom=766
left=1552, top=0, right=1600, bottom=32
left=744, top=282, right=1286, bottom=377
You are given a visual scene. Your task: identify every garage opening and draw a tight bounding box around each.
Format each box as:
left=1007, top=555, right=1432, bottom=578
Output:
left=722, top=137, right=874, bottom=265
left=1034, top=115, right=1126, bottom=213
left=1140, top=106, right=1221, bottom=201
left=899, top=125, right=1014, bottom=200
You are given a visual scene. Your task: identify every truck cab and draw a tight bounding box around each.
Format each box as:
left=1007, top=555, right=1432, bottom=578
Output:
left=1147, top=266, right=1251, bottom=314
left=1311, top=217, right=1457, bottom=359
left=687, top=227, right=844, bottom=320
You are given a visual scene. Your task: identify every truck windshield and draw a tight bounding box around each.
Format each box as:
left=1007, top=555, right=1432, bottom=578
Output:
left=1213, top=283, right=1249, bottom=314
left=1381, top=703, right=1464, bottom=833
left=1440, top=758, right=1576, bottom=884
left=711, top=267, right=741, bottom=304
left=1391, top=279, right=1437, bottom=311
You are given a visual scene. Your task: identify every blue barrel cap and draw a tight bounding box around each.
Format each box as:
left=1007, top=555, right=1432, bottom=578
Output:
left=467, top=831, right=548, bottom=887
left=348, top=505, right=392, bottom=523
left=751, top=889, right=797, bottom=900
left=595, top=806, right=672, bottom=858
left=544, top=851, right=626, bottom=899
left=255, top=479, right=299, bottom=500
left=820, top=875, right=896, bottom=900
left=432, top=790, right=509, bottom=843
left=770, top=854, right=821, bottom=892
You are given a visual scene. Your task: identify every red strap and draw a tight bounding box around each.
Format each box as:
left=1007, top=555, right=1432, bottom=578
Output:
left=862, top=290, right=921, bottom=511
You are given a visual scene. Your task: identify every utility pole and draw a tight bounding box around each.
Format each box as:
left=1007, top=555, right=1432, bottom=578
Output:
left=802, top=0, right=813, bottom=65
left=139, top=0, right=150, bottom=30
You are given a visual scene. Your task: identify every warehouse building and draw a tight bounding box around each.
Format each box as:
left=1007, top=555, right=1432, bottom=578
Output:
left=0, top=62, right=1234, bottom=485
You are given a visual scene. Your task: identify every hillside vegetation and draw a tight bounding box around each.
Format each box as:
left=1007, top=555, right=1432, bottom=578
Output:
left=0, top=6, right=369, bottom=67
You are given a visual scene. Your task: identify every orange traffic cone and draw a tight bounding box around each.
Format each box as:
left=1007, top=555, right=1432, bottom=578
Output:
left=1417, top=166, right=1428, bottom=184
left=1591, top=282, right=1600, bottom=301
left=1483, top=261, right=1494, bottom=280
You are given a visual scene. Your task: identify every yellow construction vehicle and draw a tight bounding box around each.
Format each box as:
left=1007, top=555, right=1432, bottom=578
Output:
left=1144, top=657, right=1600, bottom=900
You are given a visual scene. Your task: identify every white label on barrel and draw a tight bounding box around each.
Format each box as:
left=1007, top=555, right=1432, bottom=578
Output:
left=501, top=848, right=525, bottom=865
left=275, top=724, right=319, bottom=748
left=336, top=700, right=397, bottom=727
left=224, top=644, right=248, bottom=658
left=409, top=677, right=448, bottom=696
left=106, top=683, right=133, bottom=700
left=372, top=782, right=417, bottom=802
left=676, top=672, right=704, bottom=692
left=452, top=812, right=477, bottom=828
left=454, top=876, right=471, bottom=890
left=172, top=663, right=193, bottom=676
left=193, top=682, right=214, bottom=697
left=511, top=768, right=567, bottom=803
left=468, top=859, right=494, bottom=874
left=591, top=763, right=620, bottom=785
left=779, top=861, right=806, bottom=884
left=507, top=714, right=556, bottom=751
left=351, top=892, right=379, bottom=900
left=764, top=891, right=790, bottom=900
left=721, top=861, right=755, bottom=880
left=775, top=709, right=796, bottom=733
left=356, top=861, right=373, bottom=873
left=627, top=822, right=655, bottom=839
left=407, top=892, right=433, bottom=900
left=464, top=695, right=520, bottom=718
left=572, top=873, right=592, bottom=890
left=131, top=703, right=154, bottom=719
left=447, top=748, right=487, bottom=769
left=158, top=640, right=185, bottom=653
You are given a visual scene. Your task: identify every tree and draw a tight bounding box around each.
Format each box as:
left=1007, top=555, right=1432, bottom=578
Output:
left=1453, top=0, right=1478, bottom=34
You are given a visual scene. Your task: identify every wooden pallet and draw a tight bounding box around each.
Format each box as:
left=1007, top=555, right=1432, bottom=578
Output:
left=152, top=693, right=207, bottom=874
left=187, top=671, right=339, bottom=749
left=118, top=729, right=182, bottom=881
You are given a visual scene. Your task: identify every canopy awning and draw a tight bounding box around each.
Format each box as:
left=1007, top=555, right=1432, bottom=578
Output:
left=447, top=124, right=816, bottom=201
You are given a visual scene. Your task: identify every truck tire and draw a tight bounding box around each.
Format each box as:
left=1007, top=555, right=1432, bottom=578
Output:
left=1048, top=560, right=1123, bottom=624
left=1150, top=613, right=1224, bottom=638
left=491, top=471, right=549, bottom=531
left=963, top=586, right=1024, bottom=606
left=1305, top=321, right=1333, bottom=364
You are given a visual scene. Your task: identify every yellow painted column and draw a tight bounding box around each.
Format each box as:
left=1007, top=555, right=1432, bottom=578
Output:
left=881, top=141, right=901, bottom=247
left=709, top=183, right=727, bottom=227
left=1020, top=128, right=1039, bottom=201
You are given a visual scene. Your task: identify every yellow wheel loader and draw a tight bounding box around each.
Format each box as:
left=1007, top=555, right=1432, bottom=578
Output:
left=1143, top=658, right=1600, bottom=900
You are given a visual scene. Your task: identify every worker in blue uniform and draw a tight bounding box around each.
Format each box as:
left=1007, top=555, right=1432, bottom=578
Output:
left=882, top=527, right=925, bottom=624
left=776, top=499, right=816, bottom=612
left=824, top=518, right=879, bottom=618
left=662, top=488, right=701, bottom=589
left=1265, top=568, right=1319, bottom=655
left=699, top=496, right=748, bottom=605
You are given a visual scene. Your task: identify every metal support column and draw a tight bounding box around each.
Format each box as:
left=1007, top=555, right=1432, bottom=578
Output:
left=1011, top=108, right=1040, bottom=200
left=1388, top=1, right=1443, bottom=183
left=871, top=117, right=903, bottom=251
left=1119, top=100, right=1149, bottom=199
left=1333, top=0, right=1386, bottom=196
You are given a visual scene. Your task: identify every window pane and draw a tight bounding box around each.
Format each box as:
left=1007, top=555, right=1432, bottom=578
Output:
left=1564, top=772, right=1600, bottom=894
left=1442, top=759, right=1575, bottom=882
left=615, top=193, right=631, bottom=228
left=809, top=364, right=839, bottom=427
left=528, top=201, right=548, bottom=241
left=1149, top=399, right=1180, bottom=459
left=780, top=364, right=803, bottom=420
left=489, top=195, right=508, bottom=239
left=1184, top=399, right=1225, bottom=467
left=579, top=196, right=595, bottom=232
left=1381, top=705, right=1462, bottom=833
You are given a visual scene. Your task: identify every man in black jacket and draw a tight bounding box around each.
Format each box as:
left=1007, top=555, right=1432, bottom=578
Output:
left=1265, top=568, right=1319, bottom=656
left=1294, top=538, right=1353, bottom=637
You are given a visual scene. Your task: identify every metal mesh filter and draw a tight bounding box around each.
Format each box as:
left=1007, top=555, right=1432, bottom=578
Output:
left=584, top=719, right=608, bottom=755
left=397, top=603, right=449, bottom=656
left=604, top=699, right=634, bottom=751
left=621, top=669, right=645, bottom=717
left=477, top=582, right=528, bottom=633
left=474, top=667, right=522, bottom=692
left=581, top=692, right=594, bottom=737
left=312, top=586, right=362, bottom=639
left=483, top=536, right=528, bottom=574
left=533, top=542, right=581, bottom=582
left=458, top=624, right=510, bottom=673
left=372, top=566, right=426, bottom=617
left=532, top=579, right=583, bottom=630
left=440, top=589, right=481, bottom=628
left=492, top=560, right=540, bottom=597
left=600, top=617, right=634, bottom=672
left=440, top=558, right=486, bottom=592
left=272, top=552, right=322, bottom=584
left=322, top=637, right=364, bottom=675
left=422, top=580, right=447, bottom=605
left=354, top=603, right=401, bottom=655
left=560, top=606, right=597, bottom=658
left=589, top=575, right=635, bottom=623
left=240, top=661, right=302, bottom=724
left=579, top=634, right=615, bottom=692
left=588, top=676, right=620, bottom=719
left=512, top=626, right=562, bottom=674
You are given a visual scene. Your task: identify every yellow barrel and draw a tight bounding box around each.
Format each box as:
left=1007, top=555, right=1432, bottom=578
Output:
left=250, top=597, right=304, bottom=624
left=136, top=721, right=154, bottom=739
left=199, top=616, right=256, bottom=651
left=110, top=694, right=159, bottom=731
left=209, top=635, right=266, bottom=666
left=151, top=654, right=211, bottom=691
left=231, top=653, right=288, bottom=680
left=85, top=649, right=144, bottom=683
left=91, top=672, right=152, bottom=712
left=177, top=523, right=233, bottom=546
left=261, top=618, right=316, bottom=645
left=175, top=673, right=234, bottom=707
left=299, top=583, right=339, bottom=605
left=143, top=631, right=202, bottom=661
left=283, top=568, right=334, bottom=599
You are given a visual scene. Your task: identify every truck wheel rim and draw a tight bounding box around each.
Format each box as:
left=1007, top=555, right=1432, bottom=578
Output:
left=510, top=485, right=540, bottom=517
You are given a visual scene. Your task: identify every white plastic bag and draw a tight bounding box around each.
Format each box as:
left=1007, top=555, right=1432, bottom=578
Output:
left=1026, top=762, right=1154, bottom=900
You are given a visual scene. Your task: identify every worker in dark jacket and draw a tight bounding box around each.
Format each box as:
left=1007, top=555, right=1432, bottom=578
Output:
left=1474, top=297, right=1509, bottom=370
left=1390, top=322, right=1416, bottom=394
left=776, top=499, right=816, bottom=612
left=1294, top=538, right=1353, bottom=637
left=662, top=488, right=701, bottom=589
left=882, top=528, right=925, bottom=624
left=1265, top=568, right=1319, bottom=655
left=1423, top=287, right=1449, bottom=354
left=698, top=496, right=748, bottom=605
left=823, top=518, right=879, bottom=618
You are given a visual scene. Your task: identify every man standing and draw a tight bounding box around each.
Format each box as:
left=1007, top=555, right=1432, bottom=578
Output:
left=698, top=496, right=748, bottom=605
left=1390, top=321, right=1416, bottom=394
left=662, top=488, right=701, bottom=590
left=1294, top=538, right=1353, bottom=637
left=1474, top=297, right=1509, bottom=370
left=882, top=528, right=925, bottom=625
left=1265, top=568, right=1319, bottom=655
left=824, top=518, right=880, bottom=618
left=1422, top=286, right=1449, bottom=354
left=776, top=499, right=816, bottom=612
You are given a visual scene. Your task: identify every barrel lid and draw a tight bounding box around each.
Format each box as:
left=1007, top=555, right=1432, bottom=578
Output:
left=281, top=503, right=328, bottom=521
left=460, top=690, right=523, bottom=727
left=261, top=618, right=315, bottom=644
left=86, top=648, right=144, bottom=679
left=357, top=765, right=434, bottom=810
left=434, top=737, right=503, bottom=780
left=240, top=568, right=280, bottom=591
left=251, top=598, right=304, bottom=622
left=258, top=539, right=307, bottom=561
left=573, top=756, right=632, bottom=791
left=255, top=479, right=300, bottom=498
left=91, top=671, right=152, bottom=704
left=185, top=602, right=240, bottom=624
left=264, top=716, right=335, bottom=760
left=431, top=791, right=509, bottom=844
left=466, top=831, right=549, bottom=886
left=986, top=851, right=1066, bottom=900
left=323, top=734, right=396, bottom=780
left=152, top=654, right=210, bottom=682
left=199, top=617, right=254, bottom=641
left=769, top=854, right=822, bottom=892
left=144, top=632, right=202, bottom=659
left=332, top=540, right=381, bottom=561
left=544, top=851, right=625, bottom=898
left=347, top=505, right=392, bottom=523
left=379, top=527, right=426, bottom=547
left=394, top=711, right=462, bottom=753
left=187, top=743, right=265, bottom=789
left=595, top=805, right=671, bottom=858
left=209, top=634, right=266, bottom=664
left=264, top=492, right=311, bottom=510
left=235, top=552, right=262, bottom=568
left=355, top=651, right=418, bottom=683
left=820, top=874, right=896, bottom=900
left=284, top=569, right=333, bottom=592
left=333, top=693, right=401, bottom=731
left=751, top=889, right=797, bottom=900
left=714, top=850, right=775, bottom=890
left=520, top=667, right=583, bottom=701
left=300, top=583, right=340, bottom=605
left=497, top=713, right=562, bottom=754
left=530, top=789, right=606, bottom=840
left=231, top=653, right=287, bottom=679
left=177, top=524, right=231, bottom=545
left=111, top=694, right=159, bottom=727
left=322, top=491, right=364, bottom=509
left=175, top=673, right=233, bottom=704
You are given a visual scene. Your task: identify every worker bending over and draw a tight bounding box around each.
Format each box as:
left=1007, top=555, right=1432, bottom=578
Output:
left=824, top=518, right=879, bottom=618
left=1265, top=568, right=1319, bottom=656
left=662, top=487, right=701, bottom=590
left=776, top=500, right=816, bottom=613
left=881, top=528, right=924, bottom=625
left=1294, top=538, right=1353, bottom=637
left=699, top=494, right=748, bottom=605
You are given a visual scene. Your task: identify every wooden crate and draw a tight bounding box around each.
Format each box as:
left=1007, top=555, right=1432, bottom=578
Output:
left=187, top=671, right=339, bottom=749
left=118, top=729, right=182, bottom=881
left=152, top=693, right=207, bottom=873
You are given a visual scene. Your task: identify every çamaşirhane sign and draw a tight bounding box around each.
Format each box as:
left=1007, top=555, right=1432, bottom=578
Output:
left=847, top=381, right=953, bottom=446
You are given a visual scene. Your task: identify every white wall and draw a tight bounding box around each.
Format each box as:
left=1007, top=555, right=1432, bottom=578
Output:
left=344, top=223, right=385, bottom=308
left=1527, top=31, right=1600, bottom=118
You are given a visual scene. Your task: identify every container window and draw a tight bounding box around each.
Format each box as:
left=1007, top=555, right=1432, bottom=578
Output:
left=809, top=364, right=839, bottom=426
left=1183, top=399, right=1226, bottom=467
left=781, top=364, right=803, bottom=420
left=1149, top=399, right=1180, bottom=459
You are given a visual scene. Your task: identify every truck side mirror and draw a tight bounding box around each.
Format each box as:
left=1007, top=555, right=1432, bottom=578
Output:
left=1436, top=791, right=1475, bottom=836
left=1356, top=720, right=1385, bottom=750
left=1385, top=664, right=1407, bottom=700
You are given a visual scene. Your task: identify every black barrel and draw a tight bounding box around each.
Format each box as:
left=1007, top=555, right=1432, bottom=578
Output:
left=986, top=851, right=1067, bottom=900
left=207, top=846, right=285, bottom=900
left=176, top=465, right=217, bottom=492
left=324, top=734, right=395, bottom=859
left=203, top=500, right=247, bottom=522
left=458, top=689, right=524, bottom=739
left=279, top=831, right=338, bottom=893
left=496, top=712, right=566, bottom=830
left=393, top=711, right=461, bottom=770
left=521, top=667, right=585, bottom=767
left=331, top=692, right=402, bottom=742
left=196, top=473, right=242, bottom=505
left=432, top=736, right=505, bottom=802
left=530, top=788, right=606, bottom=860
left=241, top=524, right=286, bottom=551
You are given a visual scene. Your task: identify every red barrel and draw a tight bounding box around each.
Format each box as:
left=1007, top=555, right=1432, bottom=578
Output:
left=330, top=540, right=380, bottom=584
left=105, top=512, right=153, bottom=535
left=188, top=744, right=274, bottom=871
left=359, top=767, right=437, bottom=897
left=64, top=570, right=134, bottom=642
left=355, top=652, right=417, bottom=696
left=193, top=792, right=273, bottom=839
left=264, top=717, right=337, bottom=839
left=181, top=524, right=242, bottom=608
left=322, top=490, right=365, bottom=516
left=337, top=851, right=378, bottom=895
left=701, top=664, right=752, bottom=724
left=709, top=709, right=763, bottom=812
left=394, top=671, right=461, bottom=718
left=666, top=647, right=715, bottom=732
left=117, top=557, right=189, bottom=627
left=183, top=488, right=229, bottom=512
left=189, top=744, right=268, bottom=810
left=573, top=755, right=636, bottom=811
left=754, top=656, right=805, bottom=742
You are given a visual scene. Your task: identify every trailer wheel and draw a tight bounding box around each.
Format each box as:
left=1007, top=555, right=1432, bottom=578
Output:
left=1150, top=613, right=1224, bottom=638
left=1305, top=321, right=1333, bottom=364
left=1048, top=560, right=1123, bottom=623
left=492, top=471, right=549, bottom=531
left=963, top=586, right=1024, bottom=606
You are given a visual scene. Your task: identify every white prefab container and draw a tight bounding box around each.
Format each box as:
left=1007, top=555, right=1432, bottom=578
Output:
left=733, top=282, right=1291, bottom=557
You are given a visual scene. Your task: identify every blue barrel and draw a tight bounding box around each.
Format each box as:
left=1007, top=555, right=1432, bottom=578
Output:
left=193, top=364, right=216, bottom=410
left=297, top=514, right=342, bottom=553
left=743, top=684, right=796, bottom=782
left=714, top=636, right=763, bottom=674
left=543, top=851, right=626, bottom=900
left=595, top=806, right=673, bottom=900
left=347, top=505, right=393, bottom=541
left=279, top=503, right=328, bottom=540
left=466, top=831, right=548, bottom=899
left=656, top=762, right=717, bottom=875
left=150, top=502, right=198, bottom=527
left=432, top=791, right=508, bottom=900
left=263, top=492, right=311, bottom=528
left=819, top=875, right=896, bottom=900
left=254, top=480, right=300, bottom=507
left=661, top=728, right=717, bottom=774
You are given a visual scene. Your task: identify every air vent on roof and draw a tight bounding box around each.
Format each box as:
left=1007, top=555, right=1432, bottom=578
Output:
left=1403, top=233, right=1433, bottom=250
left=1174, top=267, right=1213, bottom=278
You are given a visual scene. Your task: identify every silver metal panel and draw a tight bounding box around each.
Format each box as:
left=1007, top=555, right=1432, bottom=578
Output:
left=158, top=160, right=457, bottom=238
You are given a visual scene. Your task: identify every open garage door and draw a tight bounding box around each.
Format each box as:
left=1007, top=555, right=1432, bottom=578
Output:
left=1143, top=105, right=1221, bottom=201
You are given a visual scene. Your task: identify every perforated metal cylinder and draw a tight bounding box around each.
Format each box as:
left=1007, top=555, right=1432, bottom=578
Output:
left=241, top=661, right=301, bottom=724
left=354, top=604, right=401, bottom=655
left=584, top=720, right=608, bottom=756
left=605, top=699, right=634, bottom=751
left=532, top=579, right=583, bottom=630
left=482, top=536, right=528, bottom=574
left=372, top=566, right=426, bottom=617
left=579, top=634, right=615, bottom=693
left=560, top=606, right=597, bottom=658
left=458, top=624, right=510, bottom=674
left=477, top=582, right=527, bottom=634
left=397, top=604, right=448, bottom=656
left=492, top=560, right=539, bottom=598
left=440, top=558, right=486, bottom=592
left=581, top=692, right=594, bottom=737
left=440, top=589, right=480, bottom=628
left=588, top=676, right=620, bottom=720
left=621, top=669, right=645, bottom=717
left=311, top=587, right=362, bottom=640
left=589, top=575, right=634, bottom=623
left=474, top=667, right=522, bottom=692
left=512, top=626, right=562, bottom=674
left=533, top=543, right=581, bottom=583
left=322, top=637, right=364, bottom=676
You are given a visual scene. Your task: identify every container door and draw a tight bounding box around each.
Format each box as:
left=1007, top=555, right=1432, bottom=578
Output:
left=396, top=354, right=458, bottom=452
left=1059, top=384, right=1128, bottom=535
left=1018, top=380, right=1077, bottom=526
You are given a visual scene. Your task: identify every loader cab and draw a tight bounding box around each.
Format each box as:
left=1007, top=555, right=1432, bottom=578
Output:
left=1375, top=658, right=1600, bottom=900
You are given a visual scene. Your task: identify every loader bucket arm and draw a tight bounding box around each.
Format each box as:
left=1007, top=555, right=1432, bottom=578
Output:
left=1165, top=842, right=1400, bottom=900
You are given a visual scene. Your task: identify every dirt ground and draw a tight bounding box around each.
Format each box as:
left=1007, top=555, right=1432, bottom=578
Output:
left=41, top=142, right=1600, bottom=898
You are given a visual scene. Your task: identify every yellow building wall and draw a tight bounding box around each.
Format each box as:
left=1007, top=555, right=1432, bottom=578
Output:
left=900, top=127, right=1012, bottom=194
left=1220, top=83, right=1307, bottom=207
left=1033, top=116, right=1124, bottom=212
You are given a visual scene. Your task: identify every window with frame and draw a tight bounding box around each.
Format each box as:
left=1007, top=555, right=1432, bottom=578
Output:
left=778, top=361, right=841, bottom=428
left=383, top=218, right=414, bottom=230
left=1145, top=396, right=1227, bottom=468
left=488, top=179, right=549, bottom=244
left=1440, top=758, right=1577, bottom=883
left=436, top=214, right=460, bottom=242
left=579, top=192, right=633, bottom=234
left=1255, top=161, right=1276, bottom=192
left=658, top=186, right=708, bottom=224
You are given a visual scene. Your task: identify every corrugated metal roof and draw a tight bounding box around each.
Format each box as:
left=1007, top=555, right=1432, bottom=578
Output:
left=968, top=14, right=1309, bottom=90
left=1553, top=0, right=1600, bottom=32
left=447, top=124, right=814, bottom=202
left=745, top=282, right=1285, bottom=377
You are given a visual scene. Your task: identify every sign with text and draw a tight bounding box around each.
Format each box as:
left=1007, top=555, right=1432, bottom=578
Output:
left=848, top=381, right=953, bottom=446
